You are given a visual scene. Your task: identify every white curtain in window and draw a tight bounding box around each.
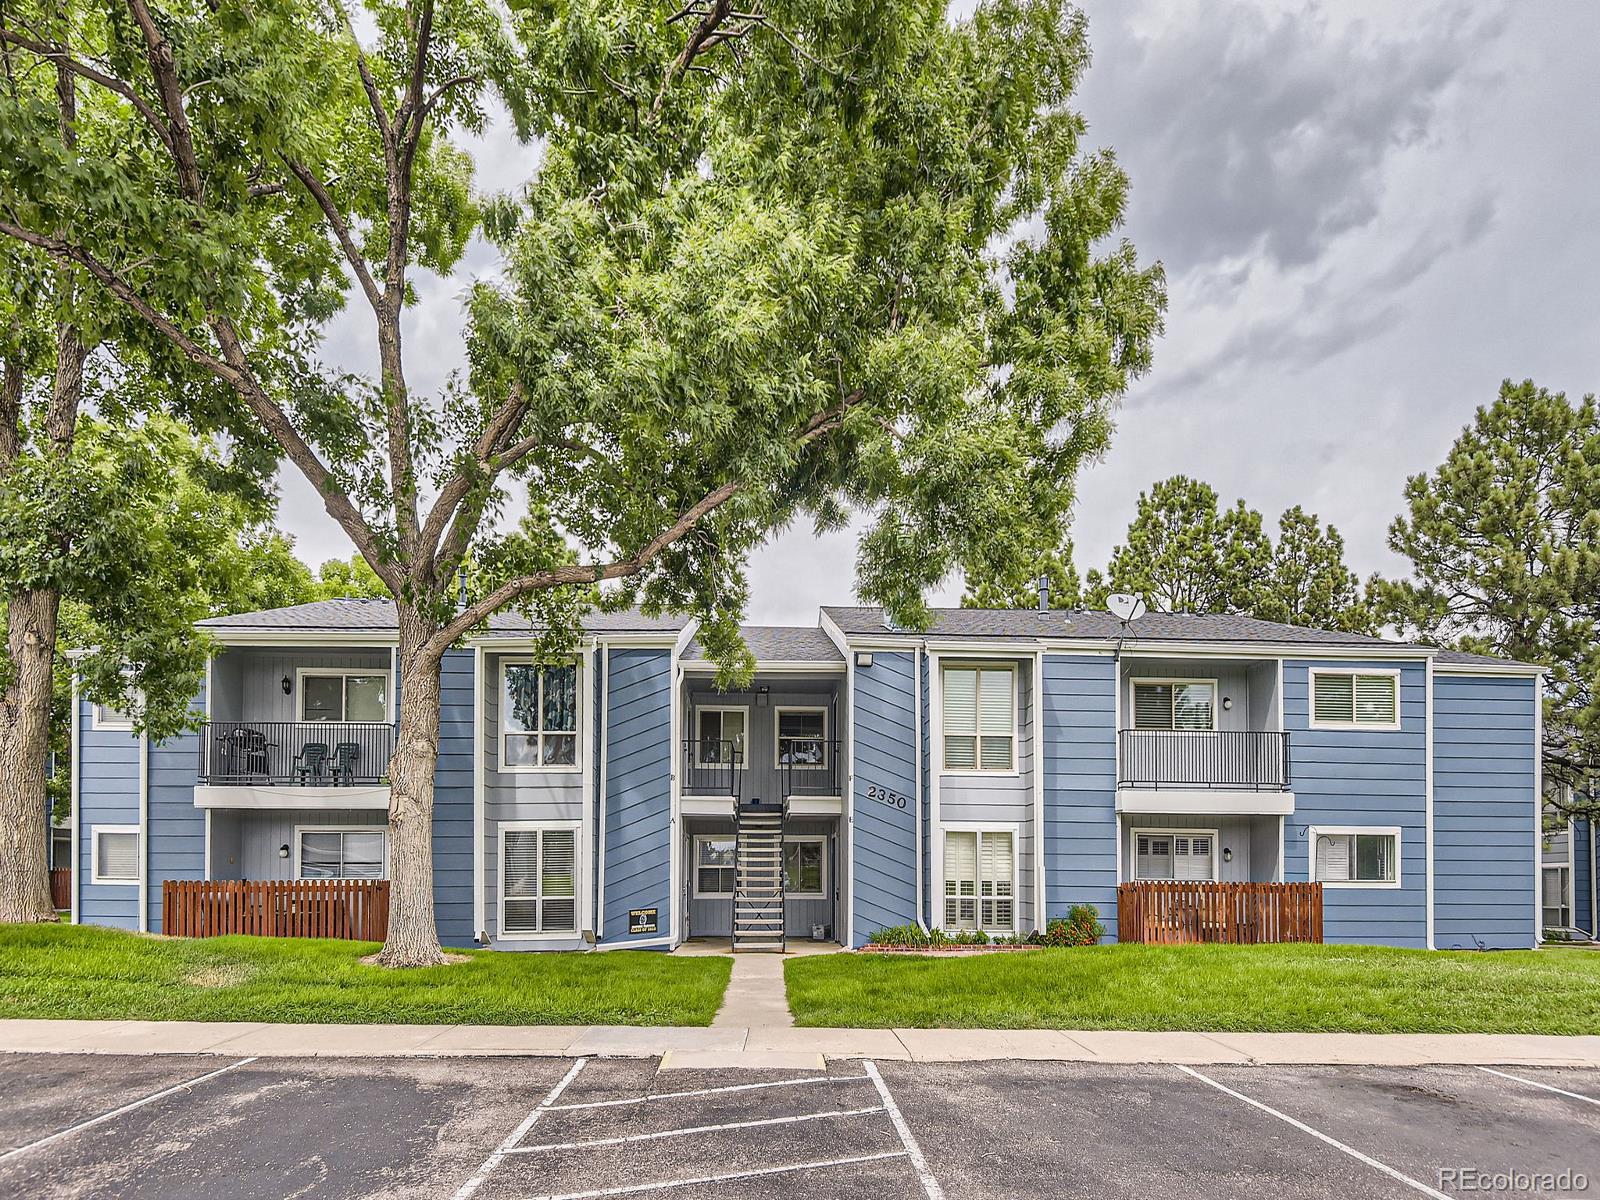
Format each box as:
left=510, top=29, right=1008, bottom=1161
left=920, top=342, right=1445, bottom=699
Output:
left=96, top=830, right=138, bottom=880
left=1315, top=834, right=1352, bottom=881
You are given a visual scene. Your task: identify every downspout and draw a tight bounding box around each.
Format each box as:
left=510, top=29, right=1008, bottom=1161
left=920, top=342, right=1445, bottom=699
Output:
left=1424, top=655, right=1435, bottom=950
left=595, top=641, right=609, bottom=943
left=471, top=643, right=485, bottom=943
left=69, top=673, right=80, bottom=926
left=137, top=729, right=149, bottom=933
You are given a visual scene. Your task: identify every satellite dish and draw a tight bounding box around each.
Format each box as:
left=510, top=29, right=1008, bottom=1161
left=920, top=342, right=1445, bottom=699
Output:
left=1107, top=593, right=1145, bottom=623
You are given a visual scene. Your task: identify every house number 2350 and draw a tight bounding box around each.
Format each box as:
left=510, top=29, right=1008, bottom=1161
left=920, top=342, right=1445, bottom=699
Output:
left=865, top=783, right=909, bottom=810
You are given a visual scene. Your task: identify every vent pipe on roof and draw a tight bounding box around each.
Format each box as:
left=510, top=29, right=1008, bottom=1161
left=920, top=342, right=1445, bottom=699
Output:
left=457, top=566, right=469, bottom=614
left=1037, top=574, right=1050, bottom=612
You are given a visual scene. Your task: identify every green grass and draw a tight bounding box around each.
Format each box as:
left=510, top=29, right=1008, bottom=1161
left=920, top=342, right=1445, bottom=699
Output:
left=785, top=943, right=1600, bottom=1033
left=0, top=924, right=731, bottom=1026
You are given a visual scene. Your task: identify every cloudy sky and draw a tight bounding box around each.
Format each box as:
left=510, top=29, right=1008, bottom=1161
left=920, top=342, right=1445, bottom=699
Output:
left=281, top=0, right=1600, bottom=624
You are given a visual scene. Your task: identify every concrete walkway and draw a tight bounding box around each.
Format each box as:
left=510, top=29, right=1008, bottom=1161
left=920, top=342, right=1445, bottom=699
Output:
left=710, top=953, right=794, bottom=1031
left=2, top=1019, right=1598, bottom=1070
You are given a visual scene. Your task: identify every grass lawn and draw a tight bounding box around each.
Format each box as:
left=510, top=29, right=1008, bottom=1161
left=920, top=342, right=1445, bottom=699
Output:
left=0, top=924, right=730, bottom=1026
left=785, top=943, right=1600, bottom=1033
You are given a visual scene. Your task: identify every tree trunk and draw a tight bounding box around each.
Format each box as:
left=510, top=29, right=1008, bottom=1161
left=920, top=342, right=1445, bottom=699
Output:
left=377, top=602, right=448, bottom=966
left=0, top=588, right=65, bottom=923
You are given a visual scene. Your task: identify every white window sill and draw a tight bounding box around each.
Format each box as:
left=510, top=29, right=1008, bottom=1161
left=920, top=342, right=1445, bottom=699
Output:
left=1317, top=879, right=1403, bottom=889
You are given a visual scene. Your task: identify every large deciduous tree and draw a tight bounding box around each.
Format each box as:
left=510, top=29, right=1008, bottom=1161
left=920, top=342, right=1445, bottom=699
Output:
left=0, top=0, right=1164, bottom=963
left=1379, top=380, right=1600, bottom=812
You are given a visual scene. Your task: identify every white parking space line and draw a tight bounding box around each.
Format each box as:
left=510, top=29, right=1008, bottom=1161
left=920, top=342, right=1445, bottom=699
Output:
left=510, top=1105, right=887, bottom=1154
left=451, top=1058, right=589, bottom=1200
left=864, top=1060, right=947, bottom=1200
left=1175, top=1066, right=1452, bottom=1200
left=1477, top=1067, right=1600, bottom=1107
left=0, top=1057, right=258, bottom=1167
left=517, top=1151, right=912, bottom=1200
left=548, top=1074, right=870, bottom=1112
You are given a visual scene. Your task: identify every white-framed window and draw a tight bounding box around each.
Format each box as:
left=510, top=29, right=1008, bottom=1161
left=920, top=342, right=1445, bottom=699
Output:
left=693, top=835, right=736, bottom=898
left=1542, top=864, right=1572, bottom=929
left=1309, top=670, right=1400, bottom=730
left=295, top=826, right=387, bottom=880
left=298, top=669, right=390, bottom=723
left=775, top=707, right=828, bottom=769
left=1133, top=828, right=1218, bottom=881
left=942, top=828, right=1016, bottom=931
left=500, top=661, right=579, bottom=771
left=90, top=701, right=136, bottom=732
left=694, top=707, right=747, bottom=767
left=1311, top=826, right=1401, bottom=887
left=1131, top=679, right=1217, bottom=731
left=499, top=823, right=578, bottom=937
left=783, top=837, right=827, bottom=898
left=90, top=825, right=139, bottom=885
left=942, top=664, right=1016, bottom=772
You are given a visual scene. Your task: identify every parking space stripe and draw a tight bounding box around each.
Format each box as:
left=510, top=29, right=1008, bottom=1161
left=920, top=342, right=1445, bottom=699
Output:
left=1175, top=1066, right=1452, bottom=1199
left=1477, top=1066, right=1600, bottom=1107
left=0, top=1057, right=258, bottom=1167
left=548, top=1074, right=870, bottom=1112
left=864, top=1060, right=946, bottom=1200
left=451, top=1058, right=588, bottom=1200
left=515, top=1150, right=912, bottom=1200
left=509, top=1105, right=887, bottom=1154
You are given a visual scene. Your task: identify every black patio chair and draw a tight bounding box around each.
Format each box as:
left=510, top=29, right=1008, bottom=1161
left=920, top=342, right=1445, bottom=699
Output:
left=331, top=742, right=361, bottom=786
left=219, top=726, right=274, bottom=778
left=294, top=742, right=330, bottom=784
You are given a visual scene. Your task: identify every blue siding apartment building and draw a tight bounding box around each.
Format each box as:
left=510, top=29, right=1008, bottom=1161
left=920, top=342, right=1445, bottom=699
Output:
left=70, top=599, right=1546, bottom=951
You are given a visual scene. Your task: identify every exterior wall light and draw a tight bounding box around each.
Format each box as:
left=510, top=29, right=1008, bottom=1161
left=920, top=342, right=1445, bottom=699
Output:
left=281, top=675, right=292, bottom=695
left=278, top=843, right=291, bottom=859
left=855, top=652, right=873, bottom=668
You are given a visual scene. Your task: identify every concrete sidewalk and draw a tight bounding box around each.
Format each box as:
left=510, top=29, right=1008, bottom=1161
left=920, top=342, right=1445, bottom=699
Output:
left=2, top=1019, right=1598, bottom=1068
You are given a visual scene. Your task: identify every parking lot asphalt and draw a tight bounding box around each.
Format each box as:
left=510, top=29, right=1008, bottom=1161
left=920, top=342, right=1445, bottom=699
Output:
left=0, top=1052, right=1594, bottom=1200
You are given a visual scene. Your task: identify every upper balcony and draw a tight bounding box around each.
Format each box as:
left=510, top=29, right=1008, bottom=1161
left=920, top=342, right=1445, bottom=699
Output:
left=1116, top=656, right=1294, bottom=815
left=196, top=645, right=394, bottom=809
left=680, top=736, right=842, bottom=808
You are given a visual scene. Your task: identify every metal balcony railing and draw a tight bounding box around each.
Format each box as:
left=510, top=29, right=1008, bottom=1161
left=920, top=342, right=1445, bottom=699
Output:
left=781, top=738, right=841, bottom=798
left=198, top=721, right=394, bottom=786
left=1117, top=729, right=1291, bottom=791
left=682, top=738, right=744, bottom=799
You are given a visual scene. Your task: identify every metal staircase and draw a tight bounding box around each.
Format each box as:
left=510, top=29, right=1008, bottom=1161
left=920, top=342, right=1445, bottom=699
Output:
left=732, top=799, right=786, bottom=953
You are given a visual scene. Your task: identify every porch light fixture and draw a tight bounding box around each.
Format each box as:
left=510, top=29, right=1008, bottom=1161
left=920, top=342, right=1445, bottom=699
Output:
left=757, top=686, right=770, bottom=707
left=1223, top=847, right=1233, bottom=863
left=281, top=675, right=292, bottom=695
left=278, top=843, right=290, bottom=859
left=1221, top=696, right=1233, bottom=711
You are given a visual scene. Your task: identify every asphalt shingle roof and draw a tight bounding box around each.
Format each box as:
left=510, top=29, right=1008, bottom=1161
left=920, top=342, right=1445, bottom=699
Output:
left=684, top=625, right=843, bottom=664
left=200, top=599, right=688, bottom=635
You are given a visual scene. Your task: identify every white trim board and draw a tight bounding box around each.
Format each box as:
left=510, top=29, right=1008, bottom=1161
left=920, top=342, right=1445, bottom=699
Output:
left=192, top=785, right=391, bottom=810
left=1115, top=789, right=1296, bottom=816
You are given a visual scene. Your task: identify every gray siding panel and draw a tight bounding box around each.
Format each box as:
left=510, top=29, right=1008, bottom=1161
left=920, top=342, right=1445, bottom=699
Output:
left=76, top=695, right=142, bottom=928
left=211, top=809, right=385, bottom=879
left=433, top=648, right=476, bottom=946
left=1041, top=655, right=1117, bottom=938
left=1283, top=659, right=1428, bottom=947
left=603, top=649, right=672, bottom=944
left=1433, top=672, right=1538, bottom=950
left=850, top=651, right=918, bottom=945
left=1577, top=819, right=1595, bottom=936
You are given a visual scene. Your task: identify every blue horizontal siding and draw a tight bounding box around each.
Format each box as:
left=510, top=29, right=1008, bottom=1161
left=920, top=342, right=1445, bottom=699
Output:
left=146, top=679, right=207, bottom=932
left=1433, top=671, right=1537, bottom=950
left=850, top=651, right=918, bottom=946
left=434, top=648, right=476, bottom=946
left=1284, top=660, right=1427, bottom=947
left=1574, top=818, right=1595, bottom=936
left=602, top=649, right=671, bottom=945
left=76, top=694, right=141, bottom=930
left=1042, top=654, right=1116, bottom=940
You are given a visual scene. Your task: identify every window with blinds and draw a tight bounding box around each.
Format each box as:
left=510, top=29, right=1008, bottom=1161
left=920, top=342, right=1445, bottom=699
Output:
left=1313, top=831, right=1397, bottom=884
left=943, top=830, right=1014, bottom=931
left=501, top=826, right=578, bottom=934
left=1133, top=831, right=1215, bottom=881
left=1311, top=672, right=1398, bottom=727
left=92, top=828, right=139, bottom=883
left=942, top=666, right=1015, bottom=771
left=1131, top=681, right=1215, bottom=730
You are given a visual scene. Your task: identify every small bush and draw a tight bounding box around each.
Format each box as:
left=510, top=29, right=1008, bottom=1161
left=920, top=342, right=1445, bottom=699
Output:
left=1040, top=905, right=1105, bottom=947
left=866, top=924, right=991, bottom=948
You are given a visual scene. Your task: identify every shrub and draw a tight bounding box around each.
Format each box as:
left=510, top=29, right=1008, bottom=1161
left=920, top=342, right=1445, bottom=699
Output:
left=866, top=924, right=991, bottom=948
left=1041, top=905, right=1105, bottom=947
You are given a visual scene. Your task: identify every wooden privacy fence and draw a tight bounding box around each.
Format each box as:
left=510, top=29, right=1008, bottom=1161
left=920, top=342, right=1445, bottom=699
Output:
left=162, top=880, right=390, bottom=942
left=49, top=868, right=70, bottom=911
left=1117, top=881, right=1322, bottom=944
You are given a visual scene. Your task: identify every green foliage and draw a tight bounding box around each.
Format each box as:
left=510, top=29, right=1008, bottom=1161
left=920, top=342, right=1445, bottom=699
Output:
left=1048, top=905, right=1105, bottom=946
left=1377, top=380, right=1600, bottom=803
left=866, top=924, right=991, bottom=947
left=962, top=545, right=1081, bottom=610
left=1064, top=475, right=1373, bottom=632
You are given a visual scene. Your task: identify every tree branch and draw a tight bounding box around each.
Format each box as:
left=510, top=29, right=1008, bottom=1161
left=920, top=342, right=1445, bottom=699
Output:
left=651, top=0, right=730, bottom=118
left=0, top=27, right=173, bottom=153
left=427, top=480, right=742, bottom=653
left=281, top=154, right=382, bottom=313
left=416, top=385, right=530, bottom=565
